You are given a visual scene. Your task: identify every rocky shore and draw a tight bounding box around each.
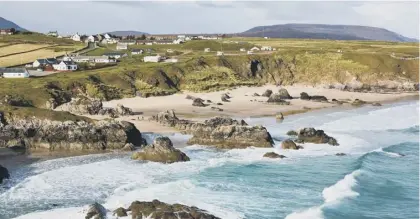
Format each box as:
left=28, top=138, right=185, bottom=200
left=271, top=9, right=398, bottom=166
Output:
left=132, top=136, right=190, bottom=163
left=150, top=110, right=274, bottom=148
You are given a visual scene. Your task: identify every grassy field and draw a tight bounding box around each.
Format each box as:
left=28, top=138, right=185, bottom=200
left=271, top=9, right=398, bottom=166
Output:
left=0, top=44, right=52, bottom=56
left=0, top=47, right=82, bottom=66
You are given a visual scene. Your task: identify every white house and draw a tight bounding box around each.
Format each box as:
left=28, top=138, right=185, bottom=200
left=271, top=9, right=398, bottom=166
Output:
left=250, top=47, right=260, bottom=51
left=71, top=56, right=116, bottom=63
left=261, top=46, right=272, bottom=51
left=204, top=48, right=210, bottom=52
left=216, top=51, right=224, bottom=56
left=132, top=49, right=144, bottom=55
left=240, top=48, right=246, bottom=52
left=247, top=51, right=254, bottom=55
left=71, top=33, right=81, bottom=42
left=47, top=31, right=58, bottom=37
left=103, top=52, right=127, bottom=59
left=33, top=58, right=58, bottom=68
left=87, top=35, right=98, bottom=42
left=173, top=39, right=184, bottom=44
left=104, top=33, right=111, bottom=39
left=143, top=55, right=162, bottom=63
left=53, top=61, right=78, bottom=71
left=116, top=43, right=128, bottom=50
left=166, top=49, right=174, bottom=53
left=0, top=68, right=30, bottom=78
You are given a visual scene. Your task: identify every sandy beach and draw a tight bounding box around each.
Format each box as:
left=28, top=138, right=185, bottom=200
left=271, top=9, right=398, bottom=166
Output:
left=96, top=84, right=418, bottom=133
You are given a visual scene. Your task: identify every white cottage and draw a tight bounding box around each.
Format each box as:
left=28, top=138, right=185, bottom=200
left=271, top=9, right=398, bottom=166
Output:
left=250, top=47, right=260, bottom=51
left=0, top=68, right=30, bottom=78
left=240, top=48, right=246, bottom=52
left=261, top=46, right=272, bottom=51
left=53, top=61, right=78, bottom=71
left=216, top=51, right=224, bottom=56
left=143, top=55, right=162, bottom=63
left=71, top=33, right=81, bottom=42
left=204, top=48, right=210, bottom=52
left=116, top=43, right=128, bottom=50
left=131, top=49, right=144, bottom=55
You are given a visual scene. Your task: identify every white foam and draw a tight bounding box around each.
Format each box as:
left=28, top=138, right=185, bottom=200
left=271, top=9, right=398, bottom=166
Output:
left=285, top=206, right=324, bottom=219
left=322, top=170, right=361, bottom=203
left=372, top=147, right=403, bottom=157
left=12, top=207, right=86, bottom=219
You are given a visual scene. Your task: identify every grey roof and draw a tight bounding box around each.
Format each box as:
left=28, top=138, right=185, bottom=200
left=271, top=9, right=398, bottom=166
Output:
left=0, top=67, right=27, bottom=74
left=103, top=52, right=126, bottom=56
left=62, top=61, right=76, bottom=65
left=132, top=49, right=144, bottom=52
left=36, top=58, right=58, bottom=65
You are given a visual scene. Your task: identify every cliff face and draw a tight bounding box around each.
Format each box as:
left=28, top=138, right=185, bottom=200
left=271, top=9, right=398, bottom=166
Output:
left=0, top=112, right=146, bottom=151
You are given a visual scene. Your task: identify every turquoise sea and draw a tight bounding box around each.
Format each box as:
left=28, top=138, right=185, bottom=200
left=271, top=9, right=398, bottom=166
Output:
left=0, top=100, right=418, bottom=219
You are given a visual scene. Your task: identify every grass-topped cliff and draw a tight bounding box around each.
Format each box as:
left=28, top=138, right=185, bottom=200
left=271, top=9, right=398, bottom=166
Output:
left=0, top=38, right=418, bottom=112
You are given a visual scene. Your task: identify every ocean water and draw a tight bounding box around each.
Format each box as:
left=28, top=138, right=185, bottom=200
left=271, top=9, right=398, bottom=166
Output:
left=0, top=100, right=418, bottom=219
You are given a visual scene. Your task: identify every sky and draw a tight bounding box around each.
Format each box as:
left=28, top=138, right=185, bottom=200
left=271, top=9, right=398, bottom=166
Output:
left=0, top=1, right=419, bottom=38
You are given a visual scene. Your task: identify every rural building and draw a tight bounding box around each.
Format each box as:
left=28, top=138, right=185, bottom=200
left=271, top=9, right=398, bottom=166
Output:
left=261, top=46, right=273, bottom=51
left=86, top=35, right=99, bottom=43
left=119, top=40, right=136, bottom=45
left=216, top=51, right=224, bottom=56
left=104, top=34, right=111, bottom=39
left=166, top=49, right=174, bottom=53
left=250, top=47, right=260, bottom=51
left=71, top=56, right=116, bottom=63
left=173, top=39, right=184, bottom=44
left=0, top=29, right=14, bottom=35
left=132, top=49, right=144, bottom=55
left=247, top=51, right=253, bottom=55
left=143, top=55, right=162, bottom=63
left=103, top=52, right=127, bottom=59
left=204, top=48, right=210, bottom=52
left=0, top=68, right=30, bottom=78
left=240, top=48, right=246, bottom=52
left=137, top=40, right=154, bottom=45
left=47, top=31, right=58, bottom=37
left=154, top=40, right=174, bottom=45
left=53, top=61, right=78, bottom=71
left=71, top=33, right=81, bottom=41
left=116, top=43, right=128, bottom=50
left=33, top=58, right=58, bottom=68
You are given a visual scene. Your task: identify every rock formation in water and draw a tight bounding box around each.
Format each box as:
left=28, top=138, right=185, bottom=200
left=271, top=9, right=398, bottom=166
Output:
left=298, top=127, right=339, bottom=146
left=127, top=199, right=221, bottom=219
left=131, top=136, right=190, bottom=163
left=0, top=165, right=9, bottom=184
left=300, top=92, right=328, bottom=102
left=150, top=110, right=274, bottom=148
left=0, top=112, right=146, bottom=151
left=85, top=202, right=106, bottom=219
left=263, top=152, right=286, bottom=159
left=281, top=139, right=300, bottom=150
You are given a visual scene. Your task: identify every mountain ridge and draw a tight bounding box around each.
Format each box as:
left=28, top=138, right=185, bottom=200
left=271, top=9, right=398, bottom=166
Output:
left=0, top=17, right=27, bottom=31
left=105, top=30, right=149, bottom=37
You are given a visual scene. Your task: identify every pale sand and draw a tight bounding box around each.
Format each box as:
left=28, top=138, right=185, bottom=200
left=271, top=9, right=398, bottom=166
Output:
left=72, top=84, right=418, bottom=133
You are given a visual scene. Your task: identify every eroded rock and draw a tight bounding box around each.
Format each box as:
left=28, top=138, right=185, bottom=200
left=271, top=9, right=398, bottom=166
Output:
left=85, top=202, right=106, bottom=219
left=281, top=139, right=300, bottom=150
left=0, top=165, right=9, bottom=184
left=298, top=128, right=339, bottom=146
left=132, top=137, right=190, bottom=163
left=263, top=152, right=286, bottom=159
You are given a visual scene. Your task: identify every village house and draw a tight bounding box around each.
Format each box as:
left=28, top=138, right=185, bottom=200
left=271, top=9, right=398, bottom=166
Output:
left=53, top=60, right=78, bottom=71
left=71, top=33, right=81, bottom=41
left=143, top=55, right=162, bottom=63
left=173, top=39, right=184, bottom=44
left=153, top=40, right=174, bottom=45
left=32, top=58, right=58, bottom=68
left=204, top=48, right=210, bottom=52
left=131, top=49, right=144, bottom=55
left=0, top=29, right=14, bottom=35
left=86, top=35, right=99, bottom=43
left=247, top=51, right=254, bottom=55
left=216, top=51, right=224, bottom=56
left=0, top=68, right=30, bottom=78
left=137, top=40, right=154, bottom=45
left=166, top=49, right=174, bottom=53
left=119, top=40, right=136, bottom=45
left=103, top=52, right=127, bottom=59
left=250, top=47, right=260, bottom=51
left=240, top=48, right=246, bottom=52
left=261, top=46, right=273, bottom=51
left=71, top=56, right=116, bottom=63
left=116, top=43, right=128, bottom=50
left=47, top=31, right=58, bottom=37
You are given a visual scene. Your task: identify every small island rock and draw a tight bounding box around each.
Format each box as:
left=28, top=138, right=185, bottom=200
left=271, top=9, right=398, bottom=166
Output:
left=132, top=137, right=190, bottom=163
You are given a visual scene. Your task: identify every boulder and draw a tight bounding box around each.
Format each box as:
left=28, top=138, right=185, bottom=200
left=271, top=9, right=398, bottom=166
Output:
left=115, top=104, right=133, bottom=116
left=216, top=102, right=223, bottom=105
left=206, top=100, right=212, bottom=103
left=300, top=92, right=311, bottom=100
left=300, top=92, right=327, bottom=102
left=298, top=128, right=339, bottom=146
left=263, top=152, right=286, bottom=159
left=113, top=207, right=127, bottom=217
left=261, top=89, right=273, bottom=97
left=278, top=88, right=292, bottom=99
left=276, top=113, right=284, bottom=120
left=221, top=93, right=231, bottom=100
left=286, top=130, right=298, bottom=136
left=221, top=96, right=230, bottom=102
left=211, top=107, right=223, bottom=111
left=192, top=98, right=206, bottom=107
left=185, top=95, right=195, bottom=100
left=372, top=102, right=382, bottom=106
left=252, top=93, right=260, bottom=97
left=65, top=98, right=103, bottom=115
left=132, top=137, right=190, bottom=163
left=335, top=153, right=346, bottom=156
left=85, top=202, right=106, bottom=219
left=267, top=94, right=291, bottom=105
left=0, top=165, right=9, bottom=184
left=281, top=140, right=300, bottom=150
left=128, top=200, right=220, bottom=219
left=351, top=99, right=367, bottom=106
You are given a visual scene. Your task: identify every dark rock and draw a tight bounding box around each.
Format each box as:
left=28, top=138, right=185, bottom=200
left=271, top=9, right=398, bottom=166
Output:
left=281, top=139, right=299, bottom=150
left=192, top=98, right=206, bottom=107
left=85, top=202, right=106, bottom=219
left=113, top=207, right=127, bottom=217
left=211, top=107, right=223, bottom=111
left=351, top=99, right=367, bottom=106
left=221, top=93, right=231, bottom=99
left=267, top=94, right=291, bottom=105
left=132, top=137, right=190, bottom=163
left=221, top=96, right=230, bottom=102
left=263, top=152, right=286, bottom=159
left=276, top=113, right=284, bottom=120
left=206, top=100, right=212, bottom=103
left=298, top=127, right=339, bottom=146
left=300, top=92, right=327, bottom=102
left=278, top=88, right=292, bottom=99
left=128, top=200, right=220, bottom=219
left=286, top=130, right=298, bottom=136
left=216, top=103, right=223, bottom=105
left=252, top=93, right=260, bottom=97
left=335, top=153, right=346, bottom=156
left=300, top=92, right=311, bottom=100
left=262, top=89, right=273, bottom=97
left=115, top=104, right=133, bottom=116
left=0, top=165, right=9, bottom=184
left=372, top=102, right=382, bottom=106
left=185, top=95, right=195, bottom=100
left=294, top=139, right=304, bottom=144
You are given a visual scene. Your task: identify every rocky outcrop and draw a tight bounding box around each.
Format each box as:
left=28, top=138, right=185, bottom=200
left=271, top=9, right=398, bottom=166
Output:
left=276, top=113, right=284, bottom=120
left=298, top=128, right=339, bottom=146
left=113, top=207, right=127, bottom=217
left=262, top=89, right=273, bottom=97
left=150, top=111, right=274, bottom=148
left=0, top=95, right=33, bottom=107
left=132, top=137, right=190, bottom=163
left=267, top=94, right=291, bottom=105
left=278, top=88, right=292, bottom=99
left=335, top=153, right=346, bottom=156
left=351, top=99, right=367, bottom=106
left=192, top=98, right=206, bottom=107
left=0, top=116, right=146, bottom=151
left=371, top=102, right=382, bottom=106
left=300, top=92, right=328, bottom=102
left=286, top=130, right=298, bottom=136
left=0, top=165, right=9, bottom=184
left=127, top=199, right=220, bottom=219
left=62, top=98, right=133, bottom=118
left=263, top=152, right=286, bottom=159
left=281, top=140, right=300, bottom=150
left=85, top=203, right=106, bottom=219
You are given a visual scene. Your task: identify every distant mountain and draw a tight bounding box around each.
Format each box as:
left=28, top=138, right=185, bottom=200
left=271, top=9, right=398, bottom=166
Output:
left=106, top=30, right=149, bottom=37
left=239, top=24, right=418, bottom=42
left=0, top=17, right=26, bottom=31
